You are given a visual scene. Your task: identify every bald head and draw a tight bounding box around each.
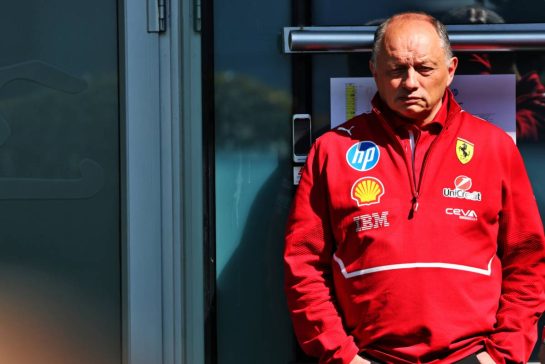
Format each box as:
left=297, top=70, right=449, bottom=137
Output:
left=371, top=13, right=453, bottom=68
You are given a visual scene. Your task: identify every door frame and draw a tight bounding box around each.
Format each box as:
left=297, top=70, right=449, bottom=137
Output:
left=122, top=0, right=204, bottom=363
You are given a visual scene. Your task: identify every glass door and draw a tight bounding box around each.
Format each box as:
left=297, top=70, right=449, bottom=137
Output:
left=207, top=1, right=295, bottom=363
left=0, top=2, right=120, bottom=363
left=207, top=1, right=545, bottom=363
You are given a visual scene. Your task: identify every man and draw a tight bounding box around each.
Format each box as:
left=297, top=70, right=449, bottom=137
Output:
left=284, top=12, right=545, bottom=364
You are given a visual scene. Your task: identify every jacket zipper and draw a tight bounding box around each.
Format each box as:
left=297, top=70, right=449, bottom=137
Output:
left=372, top=109, right=419, bottom=216
left=411, top=109, right=462, bottom=217
left=408, top=129, right=419, bottom=216
left=415, top=111, right=459, bottom=204
left=373, top=107, right=460, bottom=218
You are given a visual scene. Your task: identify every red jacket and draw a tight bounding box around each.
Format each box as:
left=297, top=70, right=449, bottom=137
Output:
left=284, top=90, right=545, bottom=364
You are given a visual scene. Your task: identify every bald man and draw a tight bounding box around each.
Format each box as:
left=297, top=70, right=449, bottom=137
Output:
left=284, top=12, right=545, bottom=364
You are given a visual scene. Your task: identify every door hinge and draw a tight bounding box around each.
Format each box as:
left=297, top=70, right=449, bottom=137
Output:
left=148, top=0, right=167, bottom=33
left=194, top=0, right=201, bottom=32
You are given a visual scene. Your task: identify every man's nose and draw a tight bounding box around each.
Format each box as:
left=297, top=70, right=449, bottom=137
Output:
left=402, top=68, right=418, bottom=90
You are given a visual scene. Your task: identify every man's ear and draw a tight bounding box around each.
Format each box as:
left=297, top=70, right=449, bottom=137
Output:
left=369, top=60, right=376, bottom=76
left=446, top=56, right=458, bottom=86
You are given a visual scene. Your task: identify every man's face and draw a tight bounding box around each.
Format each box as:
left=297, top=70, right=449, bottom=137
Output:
left=370, top=19, right=458, bottom=124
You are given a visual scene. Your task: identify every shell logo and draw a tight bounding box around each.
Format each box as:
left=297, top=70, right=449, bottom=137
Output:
left=351, top=177, right=385, bottom=206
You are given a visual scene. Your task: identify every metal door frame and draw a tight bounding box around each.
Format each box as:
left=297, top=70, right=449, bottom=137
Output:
left=122, top=0, right=204, bottom=363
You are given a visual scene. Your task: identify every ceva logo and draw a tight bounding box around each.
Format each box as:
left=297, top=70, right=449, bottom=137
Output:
left=445, top=207, right=478, bottom=221
left=346, top=141, right=380, bottom=172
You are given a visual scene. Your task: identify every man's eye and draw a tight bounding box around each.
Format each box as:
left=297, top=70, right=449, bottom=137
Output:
left=417, top=67, right=434, bottom=74
left=390, top=68, right=405, bottom=76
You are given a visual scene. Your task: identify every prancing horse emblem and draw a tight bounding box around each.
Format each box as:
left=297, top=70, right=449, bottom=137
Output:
left=456, top=137, right=474, bottom=164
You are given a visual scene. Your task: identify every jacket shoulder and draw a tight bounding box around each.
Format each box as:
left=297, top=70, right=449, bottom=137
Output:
left=317, top=113, right=375, bottom=146
left=458, top=110, right=515, bottom=147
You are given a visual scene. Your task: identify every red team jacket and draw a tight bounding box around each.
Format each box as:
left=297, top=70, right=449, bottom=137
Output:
left=284, top=89, right=545, bottom=364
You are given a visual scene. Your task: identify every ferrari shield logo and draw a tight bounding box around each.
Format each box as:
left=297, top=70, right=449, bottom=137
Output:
left=456, top=138, right=474, bottom=164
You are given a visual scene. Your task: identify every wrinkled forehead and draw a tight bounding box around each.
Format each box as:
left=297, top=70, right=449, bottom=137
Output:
left=381, top=19, right=444, bottom=59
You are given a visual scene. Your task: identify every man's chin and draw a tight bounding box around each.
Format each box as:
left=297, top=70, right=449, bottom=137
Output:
left=395, top=108, right=428, bottom=122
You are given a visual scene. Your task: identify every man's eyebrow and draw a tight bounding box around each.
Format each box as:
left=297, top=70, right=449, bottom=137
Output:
left=386, top=60, right=408, bottom=67
left=415, top=56, right=439, bottom=65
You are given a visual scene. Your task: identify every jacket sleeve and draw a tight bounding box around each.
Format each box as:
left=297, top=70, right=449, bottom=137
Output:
left=485, top=143, right=545, bottom=364
left=284, top=142, right=360, bottom=364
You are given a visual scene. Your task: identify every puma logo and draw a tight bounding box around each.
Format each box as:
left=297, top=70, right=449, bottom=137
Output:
left=337, top=126, right=355, bottom=136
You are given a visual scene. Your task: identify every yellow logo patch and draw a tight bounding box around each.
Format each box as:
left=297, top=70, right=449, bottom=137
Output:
left=351, top=177, right=385, bottom=206
left=456, top=138, right=474, bottom=164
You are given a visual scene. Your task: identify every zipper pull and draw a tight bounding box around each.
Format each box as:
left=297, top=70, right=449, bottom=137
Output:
left=409, top=193, right=419, bottom=219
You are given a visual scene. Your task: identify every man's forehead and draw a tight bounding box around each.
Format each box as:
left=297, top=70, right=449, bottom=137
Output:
left=382, top=44, right=441, bottom=64
left=386, top=26, right=439, bottom=42
left=383, top=54, right=438, bottom=66
left=379, top=21, right=444, bottom=61
left=383, top=19, right=440, bottom=45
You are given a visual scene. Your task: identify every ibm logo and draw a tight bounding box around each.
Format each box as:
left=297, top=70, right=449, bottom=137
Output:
left=353, top=211, right=390, bottom=232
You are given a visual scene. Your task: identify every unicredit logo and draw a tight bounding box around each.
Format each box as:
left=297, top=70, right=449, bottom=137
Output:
left=443, top=175, right=482, bottom=201
left=445, top=207, right=478, bottom=221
